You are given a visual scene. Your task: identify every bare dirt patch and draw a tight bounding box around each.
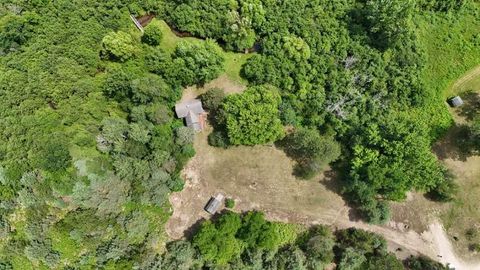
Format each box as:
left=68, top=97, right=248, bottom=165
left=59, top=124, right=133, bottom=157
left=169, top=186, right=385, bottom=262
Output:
left=165, top=125, right=455, bottom=263
left=165, top=125, right=346, bottom=238
left=180, top=74, right=247, bottom=103
left=166, top=65, right=480, bottom=269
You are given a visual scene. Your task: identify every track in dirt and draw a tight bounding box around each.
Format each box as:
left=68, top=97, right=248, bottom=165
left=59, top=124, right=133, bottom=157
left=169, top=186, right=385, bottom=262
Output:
left=166, top=65, right=480, bottom=270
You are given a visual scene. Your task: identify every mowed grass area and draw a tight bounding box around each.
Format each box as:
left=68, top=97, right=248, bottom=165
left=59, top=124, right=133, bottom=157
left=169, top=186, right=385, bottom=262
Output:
left=157, top=19, right=253, bottom=84
left=411, top=5, right=480, bottom=135
left=390, top=6, right=480, bottom=254
left=416, top=5, right=480, bottom=98
left=166, top=125, right=347, bottom=239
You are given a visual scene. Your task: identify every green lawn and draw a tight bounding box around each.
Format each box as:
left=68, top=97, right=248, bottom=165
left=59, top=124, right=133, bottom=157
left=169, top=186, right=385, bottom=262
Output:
left=416, top=7, right=480, bottom=98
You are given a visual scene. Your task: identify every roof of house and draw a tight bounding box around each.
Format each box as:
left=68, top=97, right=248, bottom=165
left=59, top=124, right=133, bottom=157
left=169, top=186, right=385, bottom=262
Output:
left=448, top=96, right=464, bottom=107
left=205, top=193, right=224, bottom=214
left=185, top=111, right=203, bottom=131
left=175, top=99, right=204, bottom=118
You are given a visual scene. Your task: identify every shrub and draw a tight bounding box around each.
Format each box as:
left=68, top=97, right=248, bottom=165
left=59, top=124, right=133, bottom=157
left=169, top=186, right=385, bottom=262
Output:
left=201, top=88, right=225, bottom=111
left=101, top=31, right=136, bottom=61
left=282, top=128, right=341, bottom=179
left=466, top=228, right=478, bottom=241
left=142, top=21, right=163, bottom=46
left=427, top=171, right=458, bottom=202
left=208, top=131, right=229, bottom=148
left=225, top=198, right=235, bottom=208
left=175, top=126, right=195, bottom=146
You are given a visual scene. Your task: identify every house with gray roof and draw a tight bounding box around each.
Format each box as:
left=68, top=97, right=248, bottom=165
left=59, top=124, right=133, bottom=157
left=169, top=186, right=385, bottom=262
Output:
left=175, top=99, right=206, bottom=131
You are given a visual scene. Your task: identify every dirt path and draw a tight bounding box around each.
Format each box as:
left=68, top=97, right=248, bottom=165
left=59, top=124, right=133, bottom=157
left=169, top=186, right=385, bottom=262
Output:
left=429, top=221, right=480, bottom=270
left=164, top=129, right=470, bottom=266
left=166, top=65, right=480, bottom=269
left=451, top=65, right=480, bottom=93
left=166, top=146, right=480, bottom=268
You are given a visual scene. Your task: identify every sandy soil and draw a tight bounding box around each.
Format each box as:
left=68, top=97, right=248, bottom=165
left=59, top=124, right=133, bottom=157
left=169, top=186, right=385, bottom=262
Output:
left=164, top=126, right=467, bottom=266
left=181, top=74, right=247, bottom=102
left=166, top=66, right=480, bottom=269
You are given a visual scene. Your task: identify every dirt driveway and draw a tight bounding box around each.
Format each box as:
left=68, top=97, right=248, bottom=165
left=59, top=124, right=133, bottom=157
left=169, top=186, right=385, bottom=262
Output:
left=165, top=125, right=469, bottom=264
left=166, top=66, right=480, bottom=269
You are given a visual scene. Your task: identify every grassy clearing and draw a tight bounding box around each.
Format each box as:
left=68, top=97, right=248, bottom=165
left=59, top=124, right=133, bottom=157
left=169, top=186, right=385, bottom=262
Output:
left=411, top=6, right=480, bottom=136
left=166, top=125, right=346, bottom=239
left=442, top=156, right=480, bottom=256
left=157, top=19, right=252, bottom=84
left=416, top=7, right=480, bottom=98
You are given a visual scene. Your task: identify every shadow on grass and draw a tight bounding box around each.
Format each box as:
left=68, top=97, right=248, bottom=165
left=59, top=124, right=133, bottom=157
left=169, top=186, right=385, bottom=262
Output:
left=457, top=91, right=480, bottom=121
left=432, top=123, right=475, bottom=162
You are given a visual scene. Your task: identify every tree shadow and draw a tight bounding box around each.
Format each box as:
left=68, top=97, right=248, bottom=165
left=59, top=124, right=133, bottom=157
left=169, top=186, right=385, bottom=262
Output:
left=432, top=123, right=474, bottom=161
left=320, top=169, right=344, bottom=195
left=456, top=91, right=480, bottom=121
left=183, top=217, right=207, bottom=240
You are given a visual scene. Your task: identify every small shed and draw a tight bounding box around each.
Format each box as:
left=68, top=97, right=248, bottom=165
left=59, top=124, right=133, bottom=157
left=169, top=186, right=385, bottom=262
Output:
left=175, top=99, right=206, bottom=131
left=448, top=96, right=464, bottom=107
left=205, top=193, right=224, bottom=214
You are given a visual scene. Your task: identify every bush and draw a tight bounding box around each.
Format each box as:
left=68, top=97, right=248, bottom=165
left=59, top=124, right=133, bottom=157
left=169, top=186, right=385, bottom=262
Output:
left=201, top=88, right=225, bottom=111
left=282, top=128, right=341, bottom=179
left=404, top=255, right=451, bottom=270
left=101, top=31, right=136, bottom=61
left=142, top=21, right=163, bottom=46
left=225, top=198, right=235, bottom=208
left=37, top=136, right=72, bottom=171
left=175, top=126, right=195, bottom=146
left=427, top=171, right=458, bottom=202
left=466, top=228, right=478, bottom=241
left=208, top=131, right=229, bottom=148
left=470, top=243, right=480, bottom=253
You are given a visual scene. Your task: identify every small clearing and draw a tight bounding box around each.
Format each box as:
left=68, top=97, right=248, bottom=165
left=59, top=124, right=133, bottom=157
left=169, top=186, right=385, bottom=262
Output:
left=165, top=124, right=477, bottom=268
left=181, top=75, right=247, bottom=103
left=451, top=65, right=480, bottom=95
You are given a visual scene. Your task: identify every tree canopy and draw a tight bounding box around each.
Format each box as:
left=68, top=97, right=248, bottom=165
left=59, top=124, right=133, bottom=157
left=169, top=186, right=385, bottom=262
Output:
left=223, top=85, right=284, bottom=145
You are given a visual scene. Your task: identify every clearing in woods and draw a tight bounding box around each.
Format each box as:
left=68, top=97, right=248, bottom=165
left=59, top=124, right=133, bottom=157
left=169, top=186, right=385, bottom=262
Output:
left=163, top=14, right=480, bottom=266
left=165, top=73, right=478, bottom=268
left=436, top=65, right=480, bottom=261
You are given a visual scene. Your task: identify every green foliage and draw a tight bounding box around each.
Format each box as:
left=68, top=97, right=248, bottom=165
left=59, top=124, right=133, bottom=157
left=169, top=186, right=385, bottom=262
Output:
left=337, top=247, right=366, bottom=270
left=72, top=174, right=130, bottom=216
left=225, top=198, right=235, bottom=208
left=162, top=240, right=201, bottom=270
left=365, top=0, right=414, bottom=49
left=1, top=0, right=478, bottom=268
left=36, top=136, right=72, bottom=171
left=427, top=171, right=458, bottom=202
left=201, top=88, right=225, bottom=111
left=208, top=131, right=230, bottom=148
left=281, top=128, right=341, bottom=179
left=345, top=114, right=445, bottom=222
left=101, top=31, right=136, bottom=61
left=193, top=211, right=296, bottom=265
left=224, top=85, right=284, bottom=145
left=469, top=116, right=480, bottom=152
left=192, top=219, right=243, bottom=265
left=223, top=11, right=256, bottom=51
left=142, top=21, right=163, bottom=46
left=404, top=255, right=452, bottom=270
left=170, top=40, right=225, bottom=86
left=303, top=225, right=335, bottom=269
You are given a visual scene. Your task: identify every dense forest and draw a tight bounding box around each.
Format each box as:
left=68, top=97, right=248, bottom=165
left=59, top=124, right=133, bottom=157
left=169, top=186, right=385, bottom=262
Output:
left=0, top=0, right=478, bottom=269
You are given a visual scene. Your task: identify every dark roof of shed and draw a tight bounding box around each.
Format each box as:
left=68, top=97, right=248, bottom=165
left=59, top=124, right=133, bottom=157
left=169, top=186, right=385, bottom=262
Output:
left=448, top=96, right=464, bottom=107
left=205, top=194, right=224, bottom=214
